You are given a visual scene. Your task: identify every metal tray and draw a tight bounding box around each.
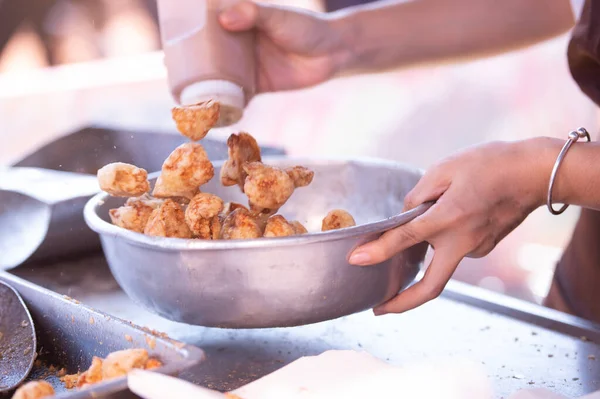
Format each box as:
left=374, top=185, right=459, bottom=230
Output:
left=1, top=125, right=286, bottom=268
left=10, top=254, right=600, bottom=399
left=0, top=272, right=205, bottom=399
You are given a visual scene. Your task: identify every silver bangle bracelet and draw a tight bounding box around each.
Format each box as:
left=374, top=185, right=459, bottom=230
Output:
left=547, top=127, right=591, bottom=215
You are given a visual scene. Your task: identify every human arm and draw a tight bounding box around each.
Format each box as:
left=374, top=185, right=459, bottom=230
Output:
left=219, top=0, right=576, bottom=91
left=347, top=136, right=600, bottom=315
left=331, top=0, right=576, bottom=73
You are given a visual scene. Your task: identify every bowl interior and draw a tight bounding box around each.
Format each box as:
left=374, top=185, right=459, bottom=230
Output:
left=95, top=158, right=423, bottom=235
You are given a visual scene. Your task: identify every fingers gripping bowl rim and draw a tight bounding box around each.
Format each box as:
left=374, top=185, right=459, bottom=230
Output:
left=84, top=157, right=431, bottom=328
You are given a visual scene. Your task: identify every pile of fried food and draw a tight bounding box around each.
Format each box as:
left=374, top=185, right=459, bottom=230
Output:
left=97, top=100, right=356, bottom=239
left=12, top=348, right=160, bottom=399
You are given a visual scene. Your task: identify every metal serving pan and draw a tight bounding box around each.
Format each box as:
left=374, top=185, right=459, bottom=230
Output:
left=84, top=157, right=431, bottom=329
left=0, top=272, right=205, bottom=399
left=0, top=125, right=285, bottom=268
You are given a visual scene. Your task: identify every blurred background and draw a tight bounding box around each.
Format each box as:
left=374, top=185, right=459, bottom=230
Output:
left=0, top=0, right=598, bottom=305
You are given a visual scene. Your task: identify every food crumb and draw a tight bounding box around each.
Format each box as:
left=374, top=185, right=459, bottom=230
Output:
left=21, top=320, right=29, bottom=328
left=573, top=378, right=580, bottom=381
left=62, top=295, right=80, bottom=303
left=89, top=317, right=95, bottom=325
left=141, top=326, right=169, bottom=339
left=528, top=381, right=535, bottom=385
left=24, top=346, right=31, bottom=355
left=581, top=336, right=590, bottom=342
left=531, top=332, right=538, bottom=336
left=125, top=335, right=133, bottom=342
left=146, top=335, right=156, bottom=350
left=71, top=316, right=75, bottom=323
left=548, top=354, right=554, bottom=358
left=588, top=355, right=596, bottom=360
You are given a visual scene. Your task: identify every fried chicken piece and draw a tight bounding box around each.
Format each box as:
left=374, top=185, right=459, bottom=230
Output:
left=221, top=208, right=262, bottom=240
left=220, top=202, right=249, bottom=218
left=73, top=350, right=161, bottom=390
left=243, top=162, right=295, bottom=214
left=144, top=199, right=192, bottom=238
left=322, top=209, right=356, bottom=231
left=12, top=381, right=54, bottom=399
left=60, top=373, right=80, bottom=389
left=285, top=166, right=314, bottom=188
left=97, top=162, right=150, bottom=197
left=263, top=215, right=297, bottom=238
left=218, top=202, right=249, bottom=231
left=220, top=132, right=262, bottom=191
left=172, top=100, right=220, bottom=141
left=144, top=358, right=163, bottom=370
left=185, top=193, right=224, bottom=239
left=102, top=349, right=149, bottom=380
left=109, top=195, right=163, bottom=233
left=153, top=143, right=214, bottom=200
left=76, top=356, right=103, bottom=388
left=290, top=220, right=308, bottom=234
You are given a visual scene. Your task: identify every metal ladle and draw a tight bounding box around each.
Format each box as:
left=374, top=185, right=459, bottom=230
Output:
left=0, top=281, right=36, bottom=393
left=0, top=167, right=101, bottom=269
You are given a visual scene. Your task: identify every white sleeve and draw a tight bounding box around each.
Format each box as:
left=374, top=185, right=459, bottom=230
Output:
left=570, top=0, right=585, bottom=20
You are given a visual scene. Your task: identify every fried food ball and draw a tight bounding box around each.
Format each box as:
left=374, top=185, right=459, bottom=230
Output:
left=185, top=193, right=224, bottom=239
left=72, top=350, right=162, bottom=390
left=153, top=143, right=214, bottom=200
left=171, top=100, right=220, bottom=141
left=97, top=162, right=150, bottom=197
left=285, top=166, right=314, bottom=188
left=109, top=195, right=163, bottom=233
left=12, top=381, right=54, bottom=399
left=77, top=356, right=103, bottom=388
left=243, top=162, right=295, bottom=214
left=144, top=199, right=192, bottom=238
left=220, top=132, right=262, bottom=191
left=321, top=209, right=356, bottom=231
left=220, top=202, right=249, bottom=218
left=102, top=349, right=149, bottom=380
left=221, top=208, right=262, bottom=240
left=290, top=220, right=308, bottom=234
left=263, top=215, right=297, bottom=238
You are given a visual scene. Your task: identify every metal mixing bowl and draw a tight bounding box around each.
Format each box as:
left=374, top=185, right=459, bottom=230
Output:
left=84, top=158, right=430, bottom=328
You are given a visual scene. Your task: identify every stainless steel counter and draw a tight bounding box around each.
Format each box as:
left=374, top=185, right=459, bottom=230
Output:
left=11, top=254, right=600, bottom=399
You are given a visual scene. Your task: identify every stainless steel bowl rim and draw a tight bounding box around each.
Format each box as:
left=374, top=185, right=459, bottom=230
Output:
left=84, top=156, right=426, bottom=251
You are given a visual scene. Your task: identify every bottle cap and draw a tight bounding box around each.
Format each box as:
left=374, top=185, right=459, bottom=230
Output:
left=180, top=80, right=245, bottom=127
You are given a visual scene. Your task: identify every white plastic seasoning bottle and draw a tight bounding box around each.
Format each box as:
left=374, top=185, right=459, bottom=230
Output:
left=157, top=0, right=256, bottom=126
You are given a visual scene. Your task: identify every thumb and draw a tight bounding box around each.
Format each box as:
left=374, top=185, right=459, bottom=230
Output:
left=219, top=1, right=277, bottom=31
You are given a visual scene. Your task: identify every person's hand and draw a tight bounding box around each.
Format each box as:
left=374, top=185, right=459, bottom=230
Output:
left=219, top=1, right=351, bottom=92
left=349, top=138, right=559, bottom=315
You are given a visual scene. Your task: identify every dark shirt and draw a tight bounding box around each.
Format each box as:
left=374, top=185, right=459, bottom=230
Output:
left=550, top=0, right=600, bottom=322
